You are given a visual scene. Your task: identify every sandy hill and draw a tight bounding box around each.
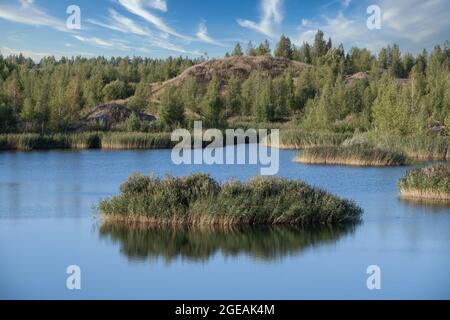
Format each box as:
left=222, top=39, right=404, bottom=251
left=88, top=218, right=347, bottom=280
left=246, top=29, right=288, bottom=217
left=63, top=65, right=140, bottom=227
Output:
left=150, top=55, right=311, bottom=97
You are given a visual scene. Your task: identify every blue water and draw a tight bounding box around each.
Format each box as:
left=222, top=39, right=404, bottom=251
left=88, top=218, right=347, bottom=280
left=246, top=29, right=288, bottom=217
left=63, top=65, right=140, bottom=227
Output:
left=0, top=147, right=449, bottom=299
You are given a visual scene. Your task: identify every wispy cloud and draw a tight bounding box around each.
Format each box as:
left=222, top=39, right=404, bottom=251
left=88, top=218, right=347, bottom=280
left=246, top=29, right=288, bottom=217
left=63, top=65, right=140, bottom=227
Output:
left=87, top=7, right=198, bottom=55
left=88, top=8, right=150, bottom=36
left=380, top=0, right=450, bottom=43
left=237, top=0, right=283, bottom=38
left=295, top=0, right=450, bottom=53
left=117, top=0, right=189, bottom=40
left=0, top=0, right=67, bottom=31
left=196, top=22, right=226, bottom=46
left=73, top=35, right=130, bottom=51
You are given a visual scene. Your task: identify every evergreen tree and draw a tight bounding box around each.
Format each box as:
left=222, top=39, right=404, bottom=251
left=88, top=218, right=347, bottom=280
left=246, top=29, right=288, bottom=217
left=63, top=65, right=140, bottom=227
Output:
left=232, top=43, right=243, bottom=57
left=159, top=85, right=185, bottom=128
left=274, top=35, right=293, bottom=59
left=225, top=75, right=242, bottom=116
left=202, top=76, right=227, bottom=128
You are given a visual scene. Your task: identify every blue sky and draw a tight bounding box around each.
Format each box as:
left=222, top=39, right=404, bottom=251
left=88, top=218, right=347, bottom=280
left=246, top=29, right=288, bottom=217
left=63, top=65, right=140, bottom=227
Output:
left=0, top=0, right=449, bottom=61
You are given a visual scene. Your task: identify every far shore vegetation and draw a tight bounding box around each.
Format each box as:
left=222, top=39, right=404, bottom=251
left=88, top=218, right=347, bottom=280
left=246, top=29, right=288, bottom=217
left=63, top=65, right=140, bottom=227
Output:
left=99, top=173, right=362, bottom=227
left=0, top=31, right=448, bottom=163
left=398, top=164, right=450, bottom=201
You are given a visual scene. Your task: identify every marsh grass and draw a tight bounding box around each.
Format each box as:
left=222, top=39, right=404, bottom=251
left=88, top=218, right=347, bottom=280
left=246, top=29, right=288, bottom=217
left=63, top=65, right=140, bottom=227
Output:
left=100, top=132, right=174, bottom=149
left=99, top=173, right=362, bottom=226
left=266, top=130, right=351, bottom=149
left=398, top=164, right=450, bottom=201
left=296, top=144, right=407, bottom=166
left=0, top=132, right=174, bottom=151
left=346, top=133, right=450, bottom=161
left=0, top=133, right=102, bottom=151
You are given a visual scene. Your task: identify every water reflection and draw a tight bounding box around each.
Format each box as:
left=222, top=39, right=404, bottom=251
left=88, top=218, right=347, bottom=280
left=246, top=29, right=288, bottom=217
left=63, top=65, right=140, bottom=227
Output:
left=99, top=222, right=358, bottom=263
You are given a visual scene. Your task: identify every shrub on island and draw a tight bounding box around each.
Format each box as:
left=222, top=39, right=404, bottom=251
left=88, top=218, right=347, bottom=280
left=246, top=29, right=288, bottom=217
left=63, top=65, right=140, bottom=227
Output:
left=398, top=164, right=450, bottom=201
left=99, top=173, right=362, bottom=226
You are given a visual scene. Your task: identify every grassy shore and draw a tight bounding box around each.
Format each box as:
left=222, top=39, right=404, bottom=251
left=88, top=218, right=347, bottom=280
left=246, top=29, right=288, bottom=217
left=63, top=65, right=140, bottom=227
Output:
left=295, top=145, right=407, bottom=166
left=346, top=133, right=450, bottom=161
left=265, top=129, right=351, bottom=149
left=99, top=222, right=356, bottom=262
left=398, top=164, right=450, bottom=201
left=0, top=132, right=174, bottom=151
left=99, top=173, right=362, bottom=226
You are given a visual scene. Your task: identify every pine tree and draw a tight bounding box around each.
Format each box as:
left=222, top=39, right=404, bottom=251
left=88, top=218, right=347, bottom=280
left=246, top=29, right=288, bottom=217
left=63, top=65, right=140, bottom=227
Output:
left=274, top=35, right=293, bottom=59
left=202, top=76, right=227, bottom=128
left=232, top=43, right=243, bottom=57
left=225, top=75, right=242, bottom=116
left=159, top=85, right=185, bottom=128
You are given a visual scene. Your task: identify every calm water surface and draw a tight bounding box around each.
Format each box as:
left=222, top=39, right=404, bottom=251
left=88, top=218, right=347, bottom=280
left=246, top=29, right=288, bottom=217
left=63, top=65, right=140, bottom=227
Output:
left=0, top=146, right=449, bottom=299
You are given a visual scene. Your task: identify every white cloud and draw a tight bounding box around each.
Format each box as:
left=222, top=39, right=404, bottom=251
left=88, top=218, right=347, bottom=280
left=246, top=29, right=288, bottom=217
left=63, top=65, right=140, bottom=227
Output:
left=380, top=0, right=450, bottom=43
left=117, top=0, right=189, bottom=40
left=0, top=0, right=67, bottom=31
left=149, top=0, right=167, bottom=12
left=295, top=0, right=450, bottom=53
left=1, top=46, right=53, bottom=61
left=196, top=22, right=226, bottom=46
left=73, top=35, right=131, bottom=51
left=237, top=0, right=283, bottom=38
left=88, top=8, right=150, bottom=36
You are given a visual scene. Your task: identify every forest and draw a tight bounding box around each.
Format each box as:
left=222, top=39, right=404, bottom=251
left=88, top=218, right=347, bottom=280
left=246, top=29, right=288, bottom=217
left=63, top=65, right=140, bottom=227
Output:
left=0, top=30, right=449, bottom=138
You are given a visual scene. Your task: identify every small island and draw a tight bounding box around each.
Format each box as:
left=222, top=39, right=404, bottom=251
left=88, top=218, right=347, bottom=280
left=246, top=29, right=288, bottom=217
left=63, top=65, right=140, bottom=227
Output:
left=398, top=164, right=450, bottom=201
left=295, top=145, right=407, bottom=167
left=99, top=173, right=362, bottom=226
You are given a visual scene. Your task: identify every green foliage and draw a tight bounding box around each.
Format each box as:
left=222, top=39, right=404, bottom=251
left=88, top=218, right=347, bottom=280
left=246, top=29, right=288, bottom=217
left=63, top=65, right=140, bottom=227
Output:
left=274, top=35, right=293, bottom=59
left=99, top=173, right=363, bottom=226
left=202, top=76, right=227, bottom=128
left=159, top=85, right=185, bottom=129
left=0, top=102, right=16, bottom=133
left=297, top=144, right=407, bottom=166
left=232, top=43, right=243, bottom=56
left=398, top=164, right=450, bottom=199
left=102, top=80, right=133, bottom=101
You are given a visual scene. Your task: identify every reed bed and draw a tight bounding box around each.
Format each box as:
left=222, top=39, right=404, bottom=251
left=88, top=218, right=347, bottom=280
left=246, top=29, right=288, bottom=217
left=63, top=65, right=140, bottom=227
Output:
left=398, top=164, right=450, bottom=201
left=100, top=132, right=174, bottom=150
left=346, top=133, right=450, bottom=161
left=296, top=145, right=407, bottom=166
left=99, top=173, right=362, bottom=226
left=0, top=132, right=174, bottom=151
left=0, top=132, right=102, bottom=151
left=266, top=130, right=351, bottom=149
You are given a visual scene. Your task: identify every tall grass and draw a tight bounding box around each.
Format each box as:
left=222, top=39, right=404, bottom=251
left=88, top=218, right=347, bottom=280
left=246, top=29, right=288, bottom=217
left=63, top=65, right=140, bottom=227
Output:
left=346, top=133, right=450, bottom=160
left=99, top=222, right=357, bottom=262
left=100, top=132, right=174, bottom=149
left=99, top=173, right=362, bottom=226
left=0, top=132, right=174, bottom=151
left=296, top=144, right=407, bottom=166
left=398, top=164, right=450, bottom=201
left=266, top=130, right=352, bottom=149
left=0, top=132, right=102, bottom=151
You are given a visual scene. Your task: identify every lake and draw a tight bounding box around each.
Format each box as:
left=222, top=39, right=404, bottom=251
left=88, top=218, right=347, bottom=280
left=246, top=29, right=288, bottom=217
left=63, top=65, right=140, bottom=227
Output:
left=0, top=146, right=449, bottom=299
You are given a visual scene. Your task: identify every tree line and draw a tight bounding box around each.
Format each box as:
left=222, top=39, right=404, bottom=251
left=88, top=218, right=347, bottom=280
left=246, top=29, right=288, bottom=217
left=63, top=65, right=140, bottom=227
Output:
left=0, top=30, right=449, bottom=136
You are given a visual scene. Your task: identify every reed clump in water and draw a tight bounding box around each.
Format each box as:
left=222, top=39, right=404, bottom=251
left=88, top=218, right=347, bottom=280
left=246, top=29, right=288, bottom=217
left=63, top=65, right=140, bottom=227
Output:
left=99, top=173, right=362, bottom=226
left=267, top=130, right=351, bottom=149
left=295, top=144, right=407, bottom=166
left=346, top=133, right=450, bottom=161
left=100, top=132, right=174, bottom=150
left=398, top=164, right=450, bottom=201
